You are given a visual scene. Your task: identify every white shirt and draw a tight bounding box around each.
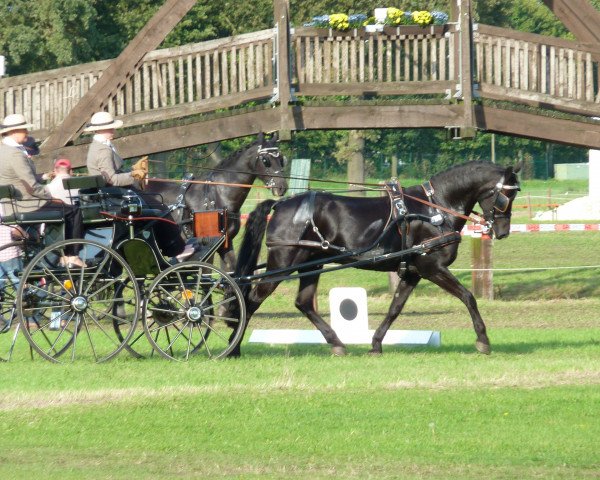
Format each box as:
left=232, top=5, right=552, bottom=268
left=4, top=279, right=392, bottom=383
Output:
left=46, top=173, right=78, bottom=205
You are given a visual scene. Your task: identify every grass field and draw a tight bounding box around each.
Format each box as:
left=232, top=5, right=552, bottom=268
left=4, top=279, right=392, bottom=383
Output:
left=0, top=184, right=599, bottom=479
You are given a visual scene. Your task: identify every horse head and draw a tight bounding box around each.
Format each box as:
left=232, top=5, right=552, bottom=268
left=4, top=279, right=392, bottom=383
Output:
left=254, top=132, right=288, bottom=197
left=476, top=162, right=522, bottom=239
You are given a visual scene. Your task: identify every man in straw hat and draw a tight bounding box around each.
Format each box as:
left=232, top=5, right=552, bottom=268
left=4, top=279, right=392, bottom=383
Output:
left=85, top=111, right=147, bottom=188
left=84, top=111, right=185, bottom=257
left=0, top=114, right=85, bottom=267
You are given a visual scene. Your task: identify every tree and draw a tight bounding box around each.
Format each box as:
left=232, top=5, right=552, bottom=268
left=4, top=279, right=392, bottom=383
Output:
left=0, top=0, right=99, bottom=75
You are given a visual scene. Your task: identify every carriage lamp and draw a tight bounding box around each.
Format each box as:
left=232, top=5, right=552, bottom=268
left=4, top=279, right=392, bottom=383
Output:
left=121, top=190, right=143, bottom=216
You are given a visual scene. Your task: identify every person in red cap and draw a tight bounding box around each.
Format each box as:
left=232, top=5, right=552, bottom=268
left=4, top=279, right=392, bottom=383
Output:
left=46, top=158, right=78, bottom=205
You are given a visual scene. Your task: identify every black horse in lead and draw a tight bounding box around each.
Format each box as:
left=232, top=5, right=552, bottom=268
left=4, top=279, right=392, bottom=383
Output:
left=230, top=160, right=521, bottom=356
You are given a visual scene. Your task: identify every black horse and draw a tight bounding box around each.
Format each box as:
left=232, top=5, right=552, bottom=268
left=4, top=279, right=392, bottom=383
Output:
left=147, top=132, right=287, bottom=271
left=231, top=160, right=521, bottom=356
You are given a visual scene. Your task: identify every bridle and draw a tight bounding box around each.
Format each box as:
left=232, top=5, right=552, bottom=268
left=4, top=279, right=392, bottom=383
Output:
left=256, top=145, right=285, bottom=189
left=478, top=175, right=521, bottom=229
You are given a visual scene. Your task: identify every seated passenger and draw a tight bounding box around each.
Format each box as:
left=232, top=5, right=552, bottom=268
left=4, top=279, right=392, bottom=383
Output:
left=0, top=114, right=84, bottom=267
left=46, top=158, right=78, bottom=205
left=84, top=111, right=185, bottom=257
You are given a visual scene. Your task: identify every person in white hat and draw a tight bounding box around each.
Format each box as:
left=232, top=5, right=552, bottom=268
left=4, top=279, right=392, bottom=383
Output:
left=84, top=111, right=185, bottom=257
left=0, top=114, right=85, bottom=267
left=85, top=111, right=145, bottom=187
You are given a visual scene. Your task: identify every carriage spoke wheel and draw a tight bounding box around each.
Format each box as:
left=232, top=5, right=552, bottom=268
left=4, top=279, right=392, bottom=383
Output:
left=0, top=239, right=47, bottom=362
left=0, top=243, right=21, bottom=362
left=17, top=239, right=140, bottom=363
left=112, top=279, right=157, bottom=359
left=143, top=261, right=246, bottom=361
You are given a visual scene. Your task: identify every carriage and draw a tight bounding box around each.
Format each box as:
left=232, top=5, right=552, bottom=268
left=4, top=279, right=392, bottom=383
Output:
left=0, top=174, right=247, bottom=363
left=1, top=158, right=522, bottom=363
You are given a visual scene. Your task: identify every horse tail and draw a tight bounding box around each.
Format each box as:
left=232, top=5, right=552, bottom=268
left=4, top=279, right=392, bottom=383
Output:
left=234, top=199, right=277, bottom=279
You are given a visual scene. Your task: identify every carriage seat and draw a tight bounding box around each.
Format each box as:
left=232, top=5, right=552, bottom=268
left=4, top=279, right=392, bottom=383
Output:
left=0, top=184, right=65, bottom=224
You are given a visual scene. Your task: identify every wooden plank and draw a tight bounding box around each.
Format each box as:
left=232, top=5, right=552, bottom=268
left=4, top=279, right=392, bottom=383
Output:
left=159, top=63, right=168, bottom=107
left=541, top=0, right=600, bottom=45
left=386, top=37, right=393, bottom=82
left=333, top=37, right=340, bottom=82
left=342, top=37, right=349, bottom=83
left=189, top=54, right=196, bottom=100
left=358, top=38, right=364, bottom=83
left=134, top=69, right=142, bottom=112
left=178, top=57, right=185, bottom=103
left=228, top=49, right=236, bottom=94
left=41, top=0, right=199, bottom=152
left=474, top=104, right=600, bottom=149
left=296, top=80, right=453, bottom=96
left=576, top=50, right=584, bottom=100
left=238, top=48, right=246, bottom=92
left=479, top=83, right=599, bottom=116
left=247, top=45, right=255, bottom=90
left=323, top=39, right=331, bottom=82
left=585, top=53, right=593, bottom=102
left=204, top=54, right=211, bottom=97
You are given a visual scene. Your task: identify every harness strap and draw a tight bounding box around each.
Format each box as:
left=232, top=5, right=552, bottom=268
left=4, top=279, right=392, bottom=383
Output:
left=421, top=181, right=445, bottom=226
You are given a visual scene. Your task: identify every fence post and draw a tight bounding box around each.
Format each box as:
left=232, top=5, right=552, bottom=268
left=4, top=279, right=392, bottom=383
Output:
left=471, top=232, right=494, bottom=299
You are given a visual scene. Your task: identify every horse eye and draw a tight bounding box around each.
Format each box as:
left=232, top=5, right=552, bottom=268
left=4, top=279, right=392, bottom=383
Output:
left=262, top=157, right=272, bottom=168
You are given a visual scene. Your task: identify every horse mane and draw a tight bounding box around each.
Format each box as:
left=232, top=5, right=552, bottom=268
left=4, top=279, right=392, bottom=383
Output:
left=430, top=160, right=504, bottom=191
left=212, top=138, right=260, bottom=171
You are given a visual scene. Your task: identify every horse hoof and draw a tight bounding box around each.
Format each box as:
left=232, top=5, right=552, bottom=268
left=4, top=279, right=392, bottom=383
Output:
left=476, top=341, right=491, bottom=355
left=331, top=346, right=346, bottom=356
left=368, top=349, right=382, bottom=356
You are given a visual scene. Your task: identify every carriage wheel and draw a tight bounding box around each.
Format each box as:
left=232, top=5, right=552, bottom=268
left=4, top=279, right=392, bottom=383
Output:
left=112, top=279, right=157, bottom=359
left=17, top=239, right=141, bottom=363
left=143, top=261, right=246, bottom=361
left=0, top=242, right=23, bottom=362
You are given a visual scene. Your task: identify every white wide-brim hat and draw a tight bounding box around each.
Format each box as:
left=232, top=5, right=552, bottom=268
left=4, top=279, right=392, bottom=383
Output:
left=83, top=111, right=124, bottom=132
left=0, top=114, right=34, bottom=135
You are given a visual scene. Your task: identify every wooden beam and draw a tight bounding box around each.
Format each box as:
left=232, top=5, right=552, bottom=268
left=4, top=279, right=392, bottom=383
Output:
left=474, top=105, right=600, bottom=148
left=541, top=0, right=600, bottom=44
left=41, top=0, right=198, bottom=152
left=273, top=0, right=293, bottom=137
left=459, top=0, right=474, bottom=129
left=33, top=103, right=600, bottom=172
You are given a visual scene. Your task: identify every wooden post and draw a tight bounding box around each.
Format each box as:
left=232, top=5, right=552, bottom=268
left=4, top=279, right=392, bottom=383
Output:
left=458, top=0, right=475, bottom=132
left=471, top=232, right=494, bottom=299
left=481, top=233, right=494, bottom=300
left=273, top=0, right=293, bottom=138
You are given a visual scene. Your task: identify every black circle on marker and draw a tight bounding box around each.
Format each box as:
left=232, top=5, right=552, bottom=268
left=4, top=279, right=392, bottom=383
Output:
left=339, top=299, right=358, bottom=321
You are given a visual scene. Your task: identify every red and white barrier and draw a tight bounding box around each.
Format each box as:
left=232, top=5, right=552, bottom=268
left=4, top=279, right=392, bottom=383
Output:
left=462, top=223, right=600, bottom=235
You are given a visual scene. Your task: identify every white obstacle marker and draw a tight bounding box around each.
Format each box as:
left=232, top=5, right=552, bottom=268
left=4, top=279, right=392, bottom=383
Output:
left=248, top=287, right=440, bottom=347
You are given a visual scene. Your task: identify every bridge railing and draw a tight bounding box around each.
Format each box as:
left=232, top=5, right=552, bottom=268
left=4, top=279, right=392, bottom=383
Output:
left=0, top=29, right=276, bottom=134
left=474, top=24, right=600, bottom=115
left=292, top=25, right=456, bottom=97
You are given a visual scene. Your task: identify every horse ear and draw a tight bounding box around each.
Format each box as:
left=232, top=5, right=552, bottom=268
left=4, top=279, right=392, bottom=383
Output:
left=257, top=132, right=265, bottom=144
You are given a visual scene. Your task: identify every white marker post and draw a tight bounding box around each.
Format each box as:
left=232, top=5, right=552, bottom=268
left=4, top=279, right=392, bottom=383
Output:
left=248, top=287, right=440, bottom=347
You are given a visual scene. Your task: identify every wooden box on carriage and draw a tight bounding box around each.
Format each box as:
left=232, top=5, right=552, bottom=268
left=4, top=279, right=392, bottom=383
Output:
left=193, top=210, right=228, bottom=248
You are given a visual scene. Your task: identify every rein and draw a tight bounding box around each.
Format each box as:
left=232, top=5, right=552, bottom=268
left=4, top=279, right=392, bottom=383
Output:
left=147, top=176, right=273, bottom=190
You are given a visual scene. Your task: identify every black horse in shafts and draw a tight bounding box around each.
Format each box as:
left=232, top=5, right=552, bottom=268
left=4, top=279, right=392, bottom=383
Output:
left=230, top=160, right=521, bottom=356
left=146, top=132, right=287, bottom=272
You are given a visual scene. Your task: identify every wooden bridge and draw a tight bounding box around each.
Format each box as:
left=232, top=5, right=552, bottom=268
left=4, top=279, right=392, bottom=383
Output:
left=1, top=0, right=600, bottom=170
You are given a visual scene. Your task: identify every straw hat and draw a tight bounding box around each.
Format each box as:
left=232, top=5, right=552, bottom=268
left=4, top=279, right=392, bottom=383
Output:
left=0, top=114, right=34, bottom=135
left=83, top=111, right=123, bottom=132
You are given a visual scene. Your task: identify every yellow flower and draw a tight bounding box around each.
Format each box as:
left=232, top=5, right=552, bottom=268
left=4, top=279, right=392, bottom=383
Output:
left=329, top=13, right=350, bottom=31
left=386, top=7, right=404, bottom=26
left=412, top=10, right=433, bottom=27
